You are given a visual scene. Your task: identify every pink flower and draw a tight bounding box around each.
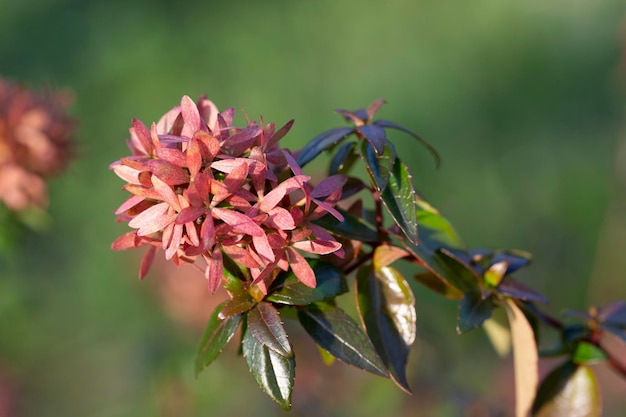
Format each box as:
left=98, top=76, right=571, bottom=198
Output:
left=112, top=95, right=344, bottom=294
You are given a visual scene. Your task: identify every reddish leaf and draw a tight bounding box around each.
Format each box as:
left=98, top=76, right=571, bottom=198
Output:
left=205, top=247, right=224, bottom=294
left=286, top=247, right=316, bottom=288
left=181, top=95, right=202, bottom=138
left=292, top=239, right=342, bottom=255
left=155, top=147, right=187, bottom=167
left=146, top=159, right=189, bottom=185
left=212, top=207, right=264, bottom=237
left=139, top=245, right=157, bottom=279
left=128, top=202, right=176, bottom=236
left=131, top=118, right=153, bottom=155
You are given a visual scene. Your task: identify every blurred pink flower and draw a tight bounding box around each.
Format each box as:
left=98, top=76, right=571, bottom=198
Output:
left=112, top=95, right=344, bottom=294
left=0, top=78, right=75, bottom=211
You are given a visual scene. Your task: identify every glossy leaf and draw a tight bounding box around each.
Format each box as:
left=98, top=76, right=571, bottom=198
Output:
left=497, top=278, right=548, bottom=304
left=221, top=252, right=249, bottom=296
left=359, top=140, right=395, bottom=192
left=312, top=208, right=380, bottom=243
left=373, top=244, right=410, bottom=270
left=572, top=342, right=607, bottom=364
left=373, top=119, right=441, bottom=167
left=219, top=294, right=257, bottom=319
left=505, top=298, right=539, bottom=417
left=195, top=302, right=242, bottom=376
left=356, top=265, right=415, bottom=393
left=437, top=248, right=481, bottom=294
left=532, top=361, right=602, bottom=417
left=266, top=260, right=347, bottom=305
left=329, top=141, right=358, bottom=175
left=457, top=288, right=496, bottom=333
left=413, top=271, right=463, bottom=299
left=247, top=302, right=293, bottom=358
left=296, top=126, right=354, bottom=167
left=357, top=124, right=388, bottom=154
left=297, top=302, right=389, bottom=377
left=380, top=157, right=419, bottom=244
left=416, top=200, right=463, bottom=248
left=242, top=327, right=295, bottom=410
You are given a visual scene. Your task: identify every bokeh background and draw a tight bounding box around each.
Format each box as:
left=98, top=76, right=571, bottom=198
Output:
left=1, top=0, right=626, bottom=416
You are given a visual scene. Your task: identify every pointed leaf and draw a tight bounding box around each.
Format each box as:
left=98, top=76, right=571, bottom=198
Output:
left=266, top=260, right=347, bottom=305
left=357, top=124, right=388, bottom=154
left=359, top=140, right=395, bottom=192
left=571, top=342, right=607, bottom=364
left=242, top=327, right=294, bottom=410
left=457, top=288, right=496, bottom=333
left=312, top=208, right=381, bottom=243
left=298, top=302, right=389, bottom=377
left=532, top=361, right=602, bottom=417
left=296, top=127, right=354, bottom=167
left=505, top=299, right=539, bottom=417
left=247, top=302, right=293, bottom=358
left=219, top=294, right=257, bottom=319
left=413, top=271, right=463, bottom=299
left=195, top=302, right=241, bottom=376
left=356, top=265, right=415, bottom=393
left=373, top=119, right=441, bottom=167
left=329, top=141, right=358, bottom=175
left=380, top=157, right=419, bottom=244
left=498, top=278, right=548, bottom=303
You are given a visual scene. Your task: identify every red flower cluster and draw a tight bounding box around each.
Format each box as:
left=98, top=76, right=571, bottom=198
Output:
left=111, top=95, right=345, bottom=293
left=0, top=78, right=74, bottom=211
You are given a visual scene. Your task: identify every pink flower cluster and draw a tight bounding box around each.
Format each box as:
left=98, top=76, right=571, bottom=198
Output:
left=111, top=95, right=345, bottom=294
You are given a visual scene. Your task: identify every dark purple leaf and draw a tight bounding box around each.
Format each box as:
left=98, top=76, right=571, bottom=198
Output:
left=267, top=260, right=346, bottom=305
left=357, top=124, right=388, bottom=154
left=296, top=127, right=354, bottom=167
left=457, top=288, right=496, bottom=333
left=498, top=278, right=548, bottom=303
left=242, top=327, right=294, bottom=410
left=373, top=119, right=441, bottom=167
left=329, top=141, right=358, bottom=175
left=297, top=302, right=389, bottom=377
left=312, top=208, right=380, bottom=243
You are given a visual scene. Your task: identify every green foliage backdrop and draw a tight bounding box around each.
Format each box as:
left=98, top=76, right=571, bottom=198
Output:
left=1, top=0, right=625, bottom=415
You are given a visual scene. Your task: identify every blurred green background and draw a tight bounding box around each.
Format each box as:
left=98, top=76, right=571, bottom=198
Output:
left=1, top=0, right=626, bottom=416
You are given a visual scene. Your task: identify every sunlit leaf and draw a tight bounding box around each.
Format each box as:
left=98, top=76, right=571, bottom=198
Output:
left=247, top=302, right=292, bottom=358
left=297, top=302, right=388, bottom=377
left=219, top=294, right=257, bottom=318
left=356, top=265, right=415, bottom=393
left=296, top=126, right=354, bottom=167
left=457, top=288, right=496, bottom=333
left=532, top=361, right=602, bottom=417
left=483, top=311, right=512, bottom=357
left=373, top=244, right=410, bottom=269
left=266, top=260, right=346, bottom=305
left=571, top=342, right=607, bottom=364
left=380, top=157, right=419, bottom=244
left=359, top=140, right=395, bottom=192
left=505, top=299, right=539, bottom=417
left=242, top=327, right=294, bottom=410
left=413, top=271, right=463, bottom=299
left=195, top=302, right=241, bottom=376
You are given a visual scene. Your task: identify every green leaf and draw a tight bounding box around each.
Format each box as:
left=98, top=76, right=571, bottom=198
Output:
left=219, top=294, right=257, bottom=318
left=413, top=271, right=463, bottom=299
left=505, top=299, right=539, bottom=417
left=356, top=265, right=416, bottom=393
left=195, top=302, right=242, bottom=376
left=312, top=208, right=381, bottom=243
left=297, top=302, right=389, bottom=377
left=247, top=302, right=293, bottom=358
left=359, top=140, right=395, bottom=192
left=436, top=249, right=481, bottom=294
left=221, top=252, right=249, bottom=296
left=380, top=157, right=419, bottom=244
left=571, top=342, right=607, bottom=364
left=415, top=200, right=463, bottom=248
left=296, top=126, right=355, bottom=167
left=242, top=327, right=295, bottom=410
left=532, top=361, right=602, bottom=417
left=266, top=260, right=347, bottom=305
left=457, top=288, right=496, bottom=333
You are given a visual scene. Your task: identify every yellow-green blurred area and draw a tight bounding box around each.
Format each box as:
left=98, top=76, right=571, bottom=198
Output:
left=1, top=0, right=626, bottom=415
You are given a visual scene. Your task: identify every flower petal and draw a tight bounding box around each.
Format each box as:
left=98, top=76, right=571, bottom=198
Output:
left=128, top=202, right=176, bottom=236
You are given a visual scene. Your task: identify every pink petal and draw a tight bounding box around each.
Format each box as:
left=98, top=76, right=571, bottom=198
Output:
left=146, top=159, right=189, bottom=185
left=286, top=247, right=316, bottom=288
left=186, top=136, right=202, bottom=177
left=129, top=202, right=176, bottom=236
left=252, top=233, right=275, bottom=262
left=210, top=158, right=254, bottom=174
left=195, top=131, right=221, bottom=161
left=257, top=175, right=310, bottom=213
left=151, top=175, right=181, bottom=211
left=111, top=231, right=141, bottom=251
left=200, top=215, right=216, bottom=250
left=156, top=106, right=182, bottom=134
left=185, top=221, right=200, bottom=247
left=205, top=247, right=224, bottom=294
left=175, top=206, right=207, bottom=224
left=282, top=149, right=304, bottom=176
left=267, top=119, right=294, bottom=148
left=111, top=163, right=144, bottom=185
left=114, top=195, right=145, bottom=215
left=310, top=175, right=347, bottom=198
left=212, top=207, right=264, bottom=237
left=312, top=197, right=344, bottom=222
left=123, top=184, right=162, bottom=201
left=139, top=246, right=157, bottom=279
left=131, top=118, right=153, bottom=155
left=156, top=147, right=187, bottom=167
left=223, top=161, right=249, bottom=193
left=222, top=244, right=261, bottom=269
left=292, top=239, right=343, bottom=255
left=197, top=96, right=219, bottom=131
left=165, top=223, right=184, bottom=260
left=265, top=207, right=295, bottom=230
left=181, top=95, right=202, bottom=138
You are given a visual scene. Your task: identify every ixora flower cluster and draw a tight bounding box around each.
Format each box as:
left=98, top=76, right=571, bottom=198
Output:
left=111, top=95, right=625, bottom=415
left=0, top=78, right=74, bottom=212
left=111, top=95, right=346, bottom=295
